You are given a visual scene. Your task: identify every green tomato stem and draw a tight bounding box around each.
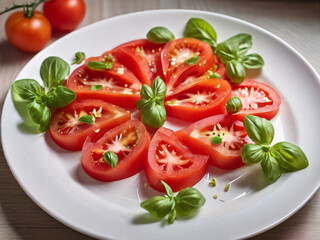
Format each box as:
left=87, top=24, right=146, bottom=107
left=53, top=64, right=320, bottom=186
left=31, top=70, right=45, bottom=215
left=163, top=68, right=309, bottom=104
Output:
left=0, top=0, right=46, bottom=18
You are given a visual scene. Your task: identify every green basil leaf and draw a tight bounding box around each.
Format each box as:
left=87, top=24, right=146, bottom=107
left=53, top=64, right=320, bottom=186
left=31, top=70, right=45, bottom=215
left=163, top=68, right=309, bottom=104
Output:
left=140, top=196, right=175, bottom=219
left=27, top=99, right=51, bottom=133
left=147, top=27, right=175, bottom=44
left=226, top=96, right=242, bottom=114
left=184, top=18, right=217, bottom=48
left=226, top=60, right=246, bottom=84
left=243, top=115, right=274, bottom=145
left=90, top=85, right=103, bottom=90
left=260, top=153, right=282, bottom=183
left=139, top=101, right=166, bottom=128
left=167, top=209, right=176, bottom=224
left=210, top=136, right=222, bottom=145
left=241, top=144, right=268, bottom=164
left=185, top=55, right=200, bottom=65
left=140, top=84, right=153, bottom=100
left=207, top=70, right=222, bottom=80
left=72, top=52, right=86, bottom=65
left=216, top=41, right=238, bottom=63
left=46, top=86, right=76, bottom=108
left=151, top=77, right=167, bottom=99
left=103, top=151, right=118, bottom=168
left=270, top=142, right=309, bottom=172
left=175, top=188, right=206, bottom=216
left=78, top=115, right=95, bottom=125
left=161, top=180, right=174, bottom=199
left=242, top=53, right=264, bottom=69
left=218, top=33, right=252, bottom=57
left=136, top=98, right=149, bottom=111
left=40, top=56, right=70, bottom=90
left=87, top=61, right=113, bottom=71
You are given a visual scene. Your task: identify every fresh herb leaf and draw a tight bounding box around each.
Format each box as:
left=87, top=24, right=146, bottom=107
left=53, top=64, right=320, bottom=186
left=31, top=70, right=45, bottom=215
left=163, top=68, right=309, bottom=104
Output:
left=161, top=180, right=174, bottom=198
left=72, top=52, right=86, bottom=65
left=90, top=85, right=103, bottom=90
left=151, top=76, right=167, bottom=99
left=185, top=55, right=200, bottom=65
left=140, top=196, right=175, bottom=219
left=27, top=99, right=51, bottom=133
left=207, top=70, right=222, bottom=80
left=147, top=26, right=175, bottom=44
left=140, top=84, right=153, bottom=100
left=46, top=86, right=76, bottom=108
left=226, top=96, right=242, bottom=114
left=78, top=115, right=95, bottom=125
left=260, top=153, right=282, bottom=183
left=241, top=144, right=268, bottom=164
left=87, top=61, right=113, bottom=71
left=242, top=53, right=264, bottom=69
left=210, top=136, right=222, bottom=145
left=226, top=60, right=246, bottom=84
left=167, top=209, right=176, bottom=224
left=103, top=151, right=118, bottom=168
left=217, top=34, right=252, bottom=59
left=175, top=188, right=206, bottom=216
left=11, top=79, right=45, bottom=103
left=243, top=115, right=274, bottom=145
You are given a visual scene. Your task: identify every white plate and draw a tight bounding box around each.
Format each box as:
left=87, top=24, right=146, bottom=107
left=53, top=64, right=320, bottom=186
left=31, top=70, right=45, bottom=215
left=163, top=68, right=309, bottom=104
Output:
left=1, top=10, right=320, bottom=240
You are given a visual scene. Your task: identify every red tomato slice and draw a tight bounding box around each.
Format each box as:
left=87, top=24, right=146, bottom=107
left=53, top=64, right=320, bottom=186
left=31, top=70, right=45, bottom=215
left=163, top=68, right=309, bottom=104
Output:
left=176, top=114, right=251, bottom=170
left=49, top=99, right=131, bottom=151
left=161, top=38, right=215, bottom=93
left=112, top=39, right=165, bottom=85
left=165, top=76, right=232, bottom=121
left=82, top=120, right=150, bottom=182
left=66, top=56, right=142, bottom=107
left=230, top=79, right=281, bottom=120
left=145, top=127, right=209, bottom=192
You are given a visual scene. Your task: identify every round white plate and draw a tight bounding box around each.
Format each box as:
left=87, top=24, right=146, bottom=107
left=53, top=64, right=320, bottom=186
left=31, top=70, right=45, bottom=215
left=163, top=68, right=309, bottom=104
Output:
left=2, top=10, right=320, bottom=240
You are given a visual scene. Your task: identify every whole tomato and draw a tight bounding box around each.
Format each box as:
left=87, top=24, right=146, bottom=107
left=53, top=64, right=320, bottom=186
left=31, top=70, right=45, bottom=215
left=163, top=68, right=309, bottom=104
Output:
left=43, top=0, right=86, bottom=31
left=5, top=11, right=52, bottom=53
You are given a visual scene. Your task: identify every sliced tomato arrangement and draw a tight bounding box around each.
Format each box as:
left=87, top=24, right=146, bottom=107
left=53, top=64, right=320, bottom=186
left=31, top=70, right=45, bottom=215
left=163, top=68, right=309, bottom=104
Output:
left=161, top=38, right=215, bottom=93
left=165, top=76, right=232, bottom=121
left=49, top=99, right=131, bottom=151
left=81, top=120, right=150, bottom=181
left=230, top=79, right=281, bottom=120
left=145, top=127, right=209, bottom=192
left=176, top=114, right=251, bottom=170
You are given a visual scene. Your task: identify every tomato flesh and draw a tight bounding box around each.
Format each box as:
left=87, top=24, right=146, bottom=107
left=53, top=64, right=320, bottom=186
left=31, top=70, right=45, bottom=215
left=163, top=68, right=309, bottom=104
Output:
left=82, top=120, right=150, bottom=181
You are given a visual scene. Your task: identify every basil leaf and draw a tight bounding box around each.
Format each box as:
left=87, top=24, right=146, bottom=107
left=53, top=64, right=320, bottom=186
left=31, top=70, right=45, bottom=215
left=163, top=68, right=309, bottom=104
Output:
left=140, top=84, right=153, bottom=100
left=40, top=57, right=70, bottom=90
left=218, top=33, right=252, bottom=57
left=90, top=85, right=103, bottom=90
left=270, top=142, right=309, bottom=172
left=11, top=79, right=45, bottom=103
left=147, top=27, right=175, bottom=44
left=226, top=96, right=242, bottom=114
left=226, top=60, right=246, bottom=84
left=167, top=209, right=176, bottom=224
left=261, top=153, right=282, bottom=183
left=216, top=41, right=238, bottom=63
left=46, top=86, right=76, bottom=108
left=103, top=151, right=118, bottom=168
left=210, top=136, right=222, bottom=145
left=242, top=53, right=264, bottom=69
left=185, top=55, right=200, bottom=65
left=175, top=188, right=206, bottom=216
left=136, top=98, right=149, bottom=111
left=72, top=52, right=86, bottom=65
left=207, top=70, right=222, bottom=80
left=241, top=144, right=268, bottom=164
left=78, top=115, right=95, bottom=125
left=139, top=101, right=166, bottom=128
left=161, top=181, right=174, bottom=199
left=243, top=115, right=274, bottom=145
left=27, top=99, right=51, bottom=133
left=184, top=18, right=217, bottom=49
left=87, top=61, right=113, bottom=71
left=151, top=77, right=167, bottom=99
left=140, top=196, right=175, bottom=219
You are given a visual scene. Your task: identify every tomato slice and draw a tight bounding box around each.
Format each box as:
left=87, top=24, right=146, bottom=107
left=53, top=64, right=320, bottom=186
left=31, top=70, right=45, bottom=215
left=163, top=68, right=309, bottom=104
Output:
left=49, top=99, right=131, bottom=151
left=145, top=127, right=208, bottom=192
left=165, top=76, right=232, bottom=121
left=176, top=114, right=251, bottom=170
left=66, top=54, right=142, bottom=108
left=81, top=120, right=149, bottom=182
left=230, top=79, right=281, bottom=120
left=161, top=38, right=215, bottom=93
left=112, top=39, right=165, bottom=85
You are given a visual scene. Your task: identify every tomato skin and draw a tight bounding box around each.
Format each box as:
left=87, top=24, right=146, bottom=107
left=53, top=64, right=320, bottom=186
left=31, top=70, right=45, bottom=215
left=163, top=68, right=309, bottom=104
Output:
left=49, top=99, right=131, bottom=151
left=230, top=79, right=281, bottom=120
left=176, top=114, right=251, bottom=170
left=145, top=127, right=209, bottom=192
left=81, top=120, right=150, bottom=182
left=165, top=76, right=232, bottom=121
left=43, top=0, right=86, bottom=31
left=5, top=11, right=51, bottom=53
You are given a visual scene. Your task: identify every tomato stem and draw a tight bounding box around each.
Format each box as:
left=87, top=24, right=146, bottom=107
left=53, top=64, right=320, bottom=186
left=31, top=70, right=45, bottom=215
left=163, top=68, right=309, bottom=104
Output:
left=0, top=0, right=46, bottom=18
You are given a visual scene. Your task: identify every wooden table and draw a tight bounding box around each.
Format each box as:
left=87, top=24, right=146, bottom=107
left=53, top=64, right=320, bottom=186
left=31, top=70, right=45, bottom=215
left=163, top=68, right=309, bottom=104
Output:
left=0, top=0, right=319, bottom=239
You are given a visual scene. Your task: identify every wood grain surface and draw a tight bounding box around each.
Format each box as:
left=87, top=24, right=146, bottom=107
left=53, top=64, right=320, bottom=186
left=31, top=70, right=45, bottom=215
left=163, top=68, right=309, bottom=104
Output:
left=0, top=0, right=319, bottom=239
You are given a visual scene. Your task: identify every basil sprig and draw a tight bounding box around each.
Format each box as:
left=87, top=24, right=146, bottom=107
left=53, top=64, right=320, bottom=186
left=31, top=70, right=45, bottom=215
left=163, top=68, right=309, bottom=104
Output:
left=11, top=57, right=76, bottom=133
left=241, top=115, right=309, bottom=183
left=136, top=77, right=167, bottom=128
left=226, top=96, right=242, bottom=114
left=140, top=181, right=205, bottom=224
left=147, top=27, right=175, bottom=44
left=216, top=34, right=264, bottom=84
left=72, top=51, right=86, bottom=65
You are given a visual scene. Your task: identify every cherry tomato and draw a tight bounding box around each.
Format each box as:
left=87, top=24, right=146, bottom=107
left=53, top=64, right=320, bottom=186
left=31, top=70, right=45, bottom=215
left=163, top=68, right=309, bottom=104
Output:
left=230, top=79, right=281, bottom=120
left=161, top=38, right=215, bottom=93
left=145, top=127, right=209, bottom=192
left=43, top=0, right=86, bottom=31
left=112, top=39, right=165, bottom=85
left=176, top=114, right=251, bottom=170
left=49, top=99, right=131, bottom=151
left=165, top=76, right=232, bottom=121
left=82, top=120, right=150, bottom=182
left=5, top=11, right=51, bottom=53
